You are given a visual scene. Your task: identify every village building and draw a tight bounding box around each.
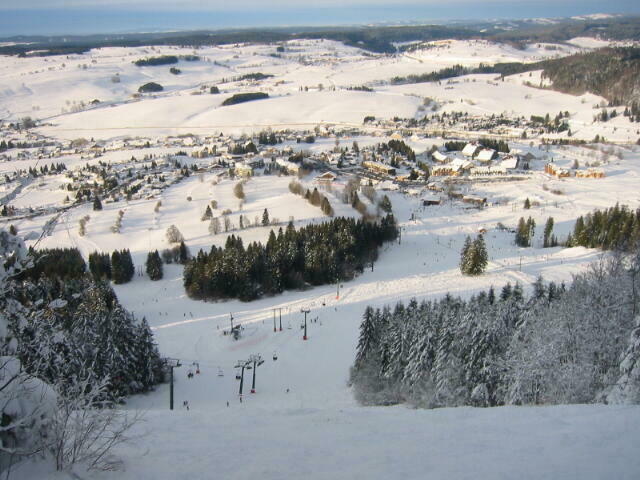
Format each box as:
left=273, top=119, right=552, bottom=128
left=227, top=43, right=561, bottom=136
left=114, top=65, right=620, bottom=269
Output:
left=463, top=195, right=487, bottom=207
left=421, top=193, right=441, bottom=206
left=462, top=143, right=481, bottom=158
left=316, top=171, right=338, bottom=186
left=432, top=150, right=451, bottom=163
left=234, top=162, right=253, bottom=177
left=476, top=148, right=497, bottom=163
left=432, top=158, right=473, bottom=176
left=545, top=163, right=571, bottom=178
left=362, top=160, right=396, bottom=176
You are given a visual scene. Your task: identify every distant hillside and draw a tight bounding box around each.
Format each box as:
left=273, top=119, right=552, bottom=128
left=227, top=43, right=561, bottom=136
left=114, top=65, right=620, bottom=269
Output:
left=2, top=16, right=639, bottom=57
left=488, top=15, right=640, bottom=46
left=392, top=46, right=640, bottom=106
left=541, top=47, right=640, bottom=105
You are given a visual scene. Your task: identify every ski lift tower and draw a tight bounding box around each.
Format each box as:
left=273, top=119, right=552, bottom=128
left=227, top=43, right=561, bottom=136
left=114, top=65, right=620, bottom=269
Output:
left=301, top=308, right=310, bottom=340
left=235, top=359, right=252, bottom=398
left=165, top=357, right=182, bottom=410
left=248, top=354, right=264, bottom=393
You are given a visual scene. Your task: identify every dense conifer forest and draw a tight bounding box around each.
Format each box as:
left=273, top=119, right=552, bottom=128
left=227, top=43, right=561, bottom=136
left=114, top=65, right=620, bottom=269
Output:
left=351, top=250, right=640, bottom=408
left=3, top=241, right=164, bottom=401
left=221, top=92, right=269, bottom=106
left=134, top=55, right=179, bottom=66
left=184, top=216, right=398, bottom=301
left=567, top=204, right=640, bottom=251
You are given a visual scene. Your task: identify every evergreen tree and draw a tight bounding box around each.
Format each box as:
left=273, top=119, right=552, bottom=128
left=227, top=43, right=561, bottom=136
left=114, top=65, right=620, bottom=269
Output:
left=201, top=205, right=213, bottom=221
left=500, top=283, right=512, bottom=301
left=355, top=306, right=378, bottom=369
left=543, top=217, right=555, bottom=248
left=527, top=217, right=536, bottom=243
left=523, top=197, right=531, bottom=210
left=93, top=195, right=103, bottom=211
left=469, top=235, right=488, bottom=275
left=89, top=251, right=111, bottom=280
left=515, top=217, right=531, bottom=247
left=379, top=195, right=393, bottom=214
left=460, top=236, right=473, bottom=274
left=111, top=250, right=122, bottom=282
left=112, top=249, right=134, bottom=284
left=310, top=188, right=322, bottom=206
left=533, top=275, right=546, bottom=299
left=178, top=241, right=189, bottom=264
left=262, top=208, right=270, bottom=226
left=461, top=235, right=488, bottom=276
left=321, top=197, right=334, bottom=216
left=146, top=250, right=163, bottom=280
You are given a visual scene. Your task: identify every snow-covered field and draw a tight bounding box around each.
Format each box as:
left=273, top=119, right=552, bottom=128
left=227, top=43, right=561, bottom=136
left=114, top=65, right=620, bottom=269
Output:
left=0, top=36, right=635, bottom=142
left=12, top=154, right=640, bottom=478
left=4, top=37, right=640, bottom=478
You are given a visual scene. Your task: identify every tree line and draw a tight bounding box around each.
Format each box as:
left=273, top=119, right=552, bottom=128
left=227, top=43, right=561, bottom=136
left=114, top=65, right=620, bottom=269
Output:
left=134, top=55, right=178, bottom=66
left=289, top=181, right=334, bottom=216
left=88, top=249, right=135, bottom=284
left=222, top=92, right=269, bottom=106
left=184, top=216, right=398, bottom=301
left=567, top=204, right=640, bottom=252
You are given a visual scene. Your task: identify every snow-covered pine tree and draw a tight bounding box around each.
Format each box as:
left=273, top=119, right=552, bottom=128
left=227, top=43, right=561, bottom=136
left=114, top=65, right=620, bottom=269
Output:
left=607, top=315, right=640, bottom=404
left=469, top=235, right=488, bottom=275
left=355, top=306, right=378, bottom=369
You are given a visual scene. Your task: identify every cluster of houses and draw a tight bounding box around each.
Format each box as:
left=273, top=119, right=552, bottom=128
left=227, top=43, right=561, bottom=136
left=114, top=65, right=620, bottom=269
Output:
left=430, top=142, right=530, bottom=177
left=545, top=163, right=605, bottom=179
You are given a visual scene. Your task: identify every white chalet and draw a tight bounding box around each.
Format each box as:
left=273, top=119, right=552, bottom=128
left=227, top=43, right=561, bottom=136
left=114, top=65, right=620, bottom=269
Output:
left=500, top=155, right=519, bottom=171
left=432, top=150, right=450, bottom=163
left=476, top=148, right=497, bottom=163
left=462, top=143, right=480, bottom=157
